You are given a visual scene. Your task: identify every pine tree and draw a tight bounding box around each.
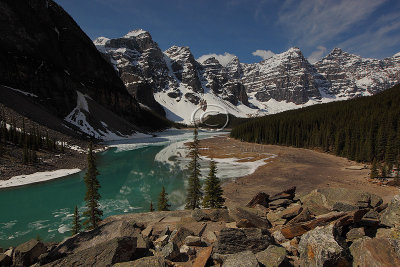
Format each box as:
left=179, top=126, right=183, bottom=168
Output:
left=370, top=159, right=379, bottom=179
left=83, top=142, right=103, bottom=230
left=157, top=186, right=171, bottom=211
left=395, top=156, right=400, bottom=186
left=202, top=159, right=224, bottom=208
left=149, top=201, right=154, bottom=212
left=71, top=205, right=81, bottom=235
left=380, top=163, right=387, bottom=178
left=185, top=128, right=203, bottom=210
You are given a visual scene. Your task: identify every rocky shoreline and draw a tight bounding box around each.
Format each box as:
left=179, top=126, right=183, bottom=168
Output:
left=2, top=186, right=400, bottom=266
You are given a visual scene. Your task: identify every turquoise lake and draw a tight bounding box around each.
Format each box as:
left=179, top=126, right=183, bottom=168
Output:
left=0, top=130, right=248, bottom=247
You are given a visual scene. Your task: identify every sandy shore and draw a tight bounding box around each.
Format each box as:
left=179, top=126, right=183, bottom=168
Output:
left=198, top=135, right=399, bottom=205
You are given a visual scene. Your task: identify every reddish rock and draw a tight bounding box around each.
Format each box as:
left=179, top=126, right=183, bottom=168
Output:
left=193, top=246, right=213, bottom=267
left=281, top=212, right=345, bottom=239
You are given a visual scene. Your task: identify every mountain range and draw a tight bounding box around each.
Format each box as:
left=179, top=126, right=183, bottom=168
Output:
left=0, top=0, right=399, bottom=140
left=95, top=30, right=400, bottom=124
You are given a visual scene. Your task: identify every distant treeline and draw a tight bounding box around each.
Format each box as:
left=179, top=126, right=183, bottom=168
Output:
left=0, top=112, right=66, bottom=164
left=231, top=84, right=400, bottom=166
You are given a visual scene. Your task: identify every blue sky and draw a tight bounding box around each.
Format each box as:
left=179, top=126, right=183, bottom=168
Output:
left=55, top=0, right=400, bottom=63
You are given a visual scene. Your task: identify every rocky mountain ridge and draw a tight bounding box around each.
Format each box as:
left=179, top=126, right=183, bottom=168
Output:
left=95, top=30, right=400, bottom=122
left=0, top=1, right=169, bottom=141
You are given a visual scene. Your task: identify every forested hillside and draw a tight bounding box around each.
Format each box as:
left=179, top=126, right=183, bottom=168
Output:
left=231, top=84, right=400, bottom=166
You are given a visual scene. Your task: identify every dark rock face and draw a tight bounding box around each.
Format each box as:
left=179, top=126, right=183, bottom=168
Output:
left=215, top=228, right=273, bottom=255
left=12, top=239, right=47, bottom=266
left=0, top=0, right=168, bottom=137
left=241, top=48, right=326, bottom=104
left=0, top=253, right=12, bottom=266
left=229, top=206, right=272, bottom=229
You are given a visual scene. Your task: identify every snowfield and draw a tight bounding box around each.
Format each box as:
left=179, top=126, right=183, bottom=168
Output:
left=0, top=169, right=81, bottom=189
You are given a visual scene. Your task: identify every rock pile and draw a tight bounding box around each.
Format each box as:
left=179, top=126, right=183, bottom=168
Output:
left=1, top=187, right=400, bottom=266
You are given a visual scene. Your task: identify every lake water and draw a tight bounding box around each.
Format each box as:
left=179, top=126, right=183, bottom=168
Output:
left=0, top=129, right=264, bottom=247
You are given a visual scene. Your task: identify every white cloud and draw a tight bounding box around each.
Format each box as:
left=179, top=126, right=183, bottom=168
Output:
left=252, top=49, right=275, bottom=60
left=307, top=46, right=327, bottom=63
left=278, top=0, right=387, bottom=47
left=197, top=52, right=236, bottom=67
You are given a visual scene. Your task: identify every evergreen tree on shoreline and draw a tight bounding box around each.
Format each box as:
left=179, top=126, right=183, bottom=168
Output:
left=185, top=128, right=203, bottom=210
left=157, top=186, right=171, bottom=211
left=149, top=201, right=154, bottom=212
left=83, top=142, right=103, bottom=230
left=370, top=159, right=379, bottom=179
left=203, top=159, right=224, bottom=208
left=71, top=205, right=81, bottom=235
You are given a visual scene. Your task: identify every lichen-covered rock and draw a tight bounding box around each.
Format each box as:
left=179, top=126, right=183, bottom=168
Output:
left=380, top=194, right=400, bottom=227
left=192, top=209, right=210, bottom=222
left=160, top=242, right=179, bottom=260
left=298, top=224, right=350, bottom=267
left=300, top=190, right=331, bottom=216
left=222, top=250, right=259, bottom=267
left=256, top=245, right=289, bottom=267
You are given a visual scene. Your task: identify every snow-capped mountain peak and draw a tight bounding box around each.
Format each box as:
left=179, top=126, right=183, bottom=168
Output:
left=94, top=29, right=400, bottom=124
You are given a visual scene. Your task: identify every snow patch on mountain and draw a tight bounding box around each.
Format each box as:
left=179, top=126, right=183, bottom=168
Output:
left=124, top=29, right=147, bottom=38
left=197, top=52, right=237, bottom=67
left=64, top=92, right=144, bottom=141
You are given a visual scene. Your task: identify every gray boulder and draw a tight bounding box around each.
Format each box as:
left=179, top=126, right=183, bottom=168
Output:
left=345, top=227, right=365, bottom=242
left=380, top=194, right=400, bottom=227
left=214, top=228, right=273, bottom=255
left=43, top=237, right=136, bottom=267
left=222, top=250, right=259, bottom=267
left=300, top=188, right=383, bottom=216
left=350, top=237, right=400, bottom=266
left=256, top=245, right=290, bottom=267
left=160, top=242, right=179, bottom=260
left=192, top=209, right=210, bottom=222
left=169, top=227, right=194, bottom=247
left=298, top=224, right=350, bottom=267
left=13, top=239, right=47, bottom=266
